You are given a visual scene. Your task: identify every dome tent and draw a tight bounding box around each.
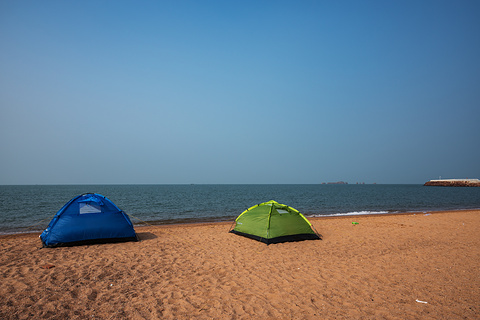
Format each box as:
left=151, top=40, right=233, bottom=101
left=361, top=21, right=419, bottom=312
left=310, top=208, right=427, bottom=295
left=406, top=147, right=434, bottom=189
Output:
left=229, top=200, right=321, bottom=244
left=40, top=193, right=137, bottom=247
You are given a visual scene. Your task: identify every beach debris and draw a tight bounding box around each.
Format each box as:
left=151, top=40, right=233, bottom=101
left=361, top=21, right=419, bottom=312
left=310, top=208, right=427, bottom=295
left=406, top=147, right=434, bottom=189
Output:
left=40, top=264, right=55, bottom=269
left=416, top=299, right=428, bottom=304
left=352, top=222, right=359, bottom=225
left=424, top=213, right=431, bottom=216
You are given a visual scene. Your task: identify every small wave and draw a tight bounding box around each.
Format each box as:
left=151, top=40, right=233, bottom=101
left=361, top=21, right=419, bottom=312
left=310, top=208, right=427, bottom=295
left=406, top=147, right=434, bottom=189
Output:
left=311, top=210, right=390, bottom=217
left=0, top=230, right=42, bottom=236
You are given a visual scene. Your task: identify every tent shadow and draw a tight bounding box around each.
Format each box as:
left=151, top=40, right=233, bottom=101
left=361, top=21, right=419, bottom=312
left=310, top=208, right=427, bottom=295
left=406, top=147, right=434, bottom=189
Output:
left=136, top=232, right=158, bottom=241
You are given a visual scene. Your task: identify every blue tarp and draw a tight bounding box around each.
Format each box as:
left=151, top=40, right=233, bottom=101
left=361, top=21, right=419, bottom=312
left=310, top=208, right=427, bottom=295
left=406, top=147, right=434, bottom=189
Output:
left=40, top=193, right=137, bottom=247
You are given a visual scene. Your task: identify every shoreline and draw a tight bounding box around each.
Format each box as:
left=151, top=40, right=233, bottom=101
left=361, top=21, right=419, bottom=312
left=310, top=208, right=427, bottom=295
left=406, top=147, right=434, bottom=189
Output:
left=1, top=209, right=479, bottom=319
left=2, top=208, right=479, bottom=237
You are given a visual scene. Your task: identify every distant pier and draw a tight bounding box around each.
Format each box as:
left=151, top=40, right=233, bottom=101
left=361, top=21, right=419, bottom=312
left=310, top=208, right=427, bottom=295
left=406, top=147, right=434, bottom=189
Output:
left=424, top=179, right=480, bottom=187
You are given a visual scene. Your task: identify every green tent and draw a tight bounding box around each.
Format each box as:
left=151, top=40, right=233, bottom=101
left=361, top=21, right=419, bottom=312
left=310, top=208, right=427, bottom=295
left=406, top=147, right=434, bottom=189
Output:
left=229, top=200, right=321, bottom=244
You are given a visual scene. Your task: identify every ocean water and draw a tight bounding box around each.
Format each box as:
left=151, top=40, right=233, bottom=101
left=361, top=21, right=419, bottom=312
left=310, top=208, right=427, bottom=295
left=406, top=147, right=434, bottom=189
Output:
left=0, top=184, right=479, bottom=234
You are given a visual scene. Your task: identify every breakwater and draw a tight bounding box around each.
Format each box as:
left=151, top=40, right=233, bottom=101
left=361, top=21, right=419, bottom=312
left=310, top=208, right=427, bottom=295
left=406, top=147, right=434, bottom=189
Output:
left=424, top=179, right=480, bottom=187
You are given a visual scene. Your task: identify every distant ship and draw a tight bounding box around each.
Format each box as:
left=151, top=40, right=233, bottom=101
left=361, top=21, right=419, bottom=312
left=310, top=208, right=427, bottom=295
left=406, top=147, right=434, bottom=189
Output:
left=424, top=179, right=480, bottom=187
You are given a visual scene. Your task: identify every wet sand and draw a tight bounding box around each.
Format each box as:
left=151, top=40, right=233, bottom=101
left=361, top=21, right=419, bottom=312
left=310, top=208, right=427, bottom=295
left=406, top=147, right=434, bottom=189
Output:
left=1, top=210, right=479, bottom=319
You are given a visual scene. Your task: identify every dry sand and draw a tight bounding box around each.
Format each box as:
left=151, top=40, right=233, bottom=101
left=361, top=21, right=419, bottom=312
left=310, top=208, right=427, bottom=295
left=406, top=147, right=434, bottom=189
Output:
left=1, top=210, right=479, bottom=319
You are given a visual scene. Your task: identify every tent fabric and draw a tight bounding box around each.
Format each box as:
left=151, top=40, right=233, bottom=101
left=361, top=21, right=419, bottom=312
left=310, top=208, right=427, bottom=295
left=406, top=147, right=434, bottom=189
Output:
left=40, top=193, right=137, bottom=247
left=230, top=200, right=321, bottom=244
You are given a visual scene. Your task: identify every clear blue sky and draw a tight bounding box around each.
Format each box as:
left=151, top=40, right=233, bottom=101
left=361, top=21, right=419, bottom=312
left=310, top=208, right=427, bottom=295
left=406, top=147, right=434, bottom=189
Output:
left=1, top=1, right=479, bottom=184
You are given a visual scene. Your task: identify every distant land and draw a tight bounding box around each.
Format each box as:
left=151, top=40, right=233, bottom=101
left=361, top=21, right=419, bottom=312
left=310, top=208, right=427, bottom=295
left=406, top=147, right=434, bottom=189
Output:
left=322, top=181, right=349, bottom=185
left=320, top=182, right=376, bottom=185
left=424, top=179, right=480, bottom=187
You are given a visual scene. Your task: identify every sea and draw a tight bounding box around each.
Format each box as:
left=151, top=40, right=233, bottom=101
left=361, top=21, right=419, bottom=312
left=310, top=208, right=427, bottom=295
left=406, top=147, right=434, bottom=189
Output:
left=1, top=184, right=479, bottom=234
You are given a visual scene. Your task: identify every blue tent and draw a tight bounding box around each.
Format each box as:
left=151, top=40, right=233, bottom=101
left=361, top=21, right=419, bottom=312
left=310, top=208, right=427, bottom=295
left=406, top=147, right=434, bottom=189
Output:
left=40, top=193, right=137, bottom=247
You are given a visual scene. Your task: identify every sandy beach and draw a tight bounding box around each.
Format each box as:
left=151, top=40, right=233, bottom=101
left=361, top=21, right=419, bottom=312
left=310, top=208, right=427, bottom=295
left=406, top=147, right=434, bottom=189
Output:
left=1, top=210, right=479, bottom=319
